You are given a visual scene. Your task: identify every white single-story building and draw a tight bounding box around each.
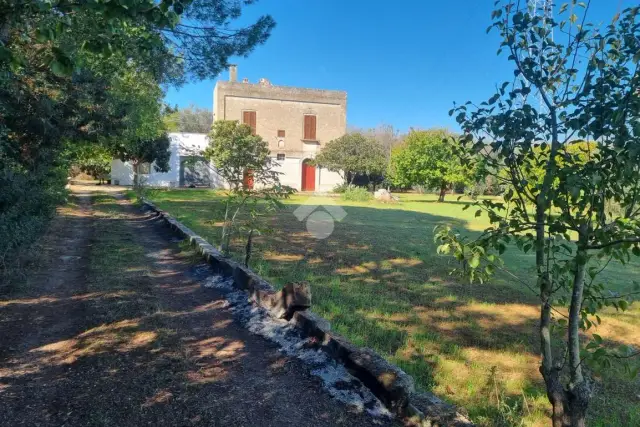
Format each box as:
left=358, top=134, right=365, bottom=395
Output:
left=110, top=133, right=221, bottom=187
left=110, top=132, right=343, bottom=191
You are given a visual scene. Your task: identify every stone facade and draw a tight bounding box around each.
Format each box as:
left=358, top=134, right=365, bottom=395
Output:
left=213, top=67, right=347, bottom=191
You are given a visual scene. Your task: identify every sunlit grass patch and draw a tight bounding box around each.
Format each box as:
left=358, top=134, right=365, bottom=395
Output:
left=142, top=188, right=640, bottom=426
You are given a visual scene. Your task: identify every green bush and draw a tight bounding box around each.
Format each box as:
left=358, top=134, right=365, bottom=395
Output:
left=332, top=183, right=350, bottom=194
left=341, top=186, right=372, bottom=202
left=1, top=155, right=68, bottom=283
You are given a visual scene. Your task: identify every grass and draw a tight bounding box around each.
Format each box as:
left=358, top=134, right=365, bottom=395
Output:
left=140, top=188, right=640, bottom=426
left=89, top=194, right=161, bottom=322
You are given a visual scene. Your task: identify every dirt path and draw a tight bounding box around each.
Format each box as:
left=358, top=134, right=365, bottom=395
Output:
left=0, top=186, right=392, bottom=426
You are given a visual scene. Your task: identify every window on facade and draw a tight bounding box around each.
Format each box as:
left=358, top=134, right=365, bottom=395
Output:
left=278, top=140, right=285, bottom=148
left=277, top=153, right=285, bottom=161
left=137, top=163, right=151, bottom=175
left=242, top=110, right=257, bottom=135
left=277, top=129, right=286, bottom=138
left=303, top=115, right=317, bottom=140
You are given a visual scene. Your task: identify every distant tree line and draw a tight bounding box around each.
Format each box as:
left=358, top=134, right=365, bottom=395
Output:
left=316, top=125, right=500, bottom=202
left=164, top=104, right=214, bottom=134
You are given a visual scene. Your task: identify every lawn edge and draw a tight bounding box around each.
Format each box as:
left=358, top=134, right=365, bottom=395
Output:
left=140, top=197, right=474, bottom=426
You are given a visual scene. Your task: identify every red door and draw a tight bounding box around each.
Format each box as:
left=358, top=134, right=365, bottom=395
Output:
left=301, top=160, right=315, bottom=191
left=243, top=169, right=254, bottom=189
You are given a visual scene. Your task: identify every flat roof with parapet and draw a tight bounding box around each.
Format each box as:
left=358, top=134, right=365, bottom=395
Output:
left=215, top=79, right=347, bottom=105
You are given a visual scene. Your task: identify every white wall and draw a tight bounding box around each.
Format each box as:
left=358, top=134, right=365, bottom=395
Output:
left=270, top=155, right=344, bottom=192
left=109, top=132, right=344, bottom=191
left=110, top=133, right=220, bottom=188
left=317, top=167, right=343, bottom=191
left=272, top=157, right=303, bottom=190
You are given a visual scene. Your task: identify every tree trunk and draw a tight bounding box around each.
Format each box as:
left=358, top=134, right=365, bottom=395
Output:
left=132, top=161, right=139, bottom=188
left=540, top=367, right=590, bottom=427
left=541, top=367, right=568, bottom=427
left=438, top=181, right=447, bottom=202
left=564, top=232, right=590, bottom=427
left=244, top=229, right=254, bottom=267
left=220, top=197, right=231, bottom=253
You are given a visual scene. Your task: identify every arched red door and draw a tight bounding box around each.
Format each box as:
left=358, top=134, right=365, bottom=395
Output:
left=301, top=159, right=315, bottom=191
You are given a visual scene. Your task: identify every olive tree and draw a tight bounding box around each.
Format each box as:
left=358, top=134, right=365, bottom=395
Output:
left=204, top=120, right=294, bottom=256
left=71, top=143, right=112, bottom=184
left=314, top=132, right=386, bottom=185
left=436, top=3, right=640, bottom=426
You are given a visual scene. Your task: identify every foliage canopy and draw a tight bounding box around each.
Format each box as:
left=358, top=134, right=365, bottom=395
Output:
left=315, top=132, right=386, bottom=185
left=389, top=129, right=468, bottom=201
left=437, top=3, right=640, bottom=425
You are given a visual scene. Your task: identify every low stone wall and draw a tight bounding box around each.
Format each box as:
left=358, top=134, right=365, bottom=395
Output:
left=142, top=199, right=473, bottom=427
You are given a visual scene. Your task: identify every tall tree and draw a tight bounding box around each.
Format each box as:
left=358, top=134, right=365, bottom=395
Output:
left=389, top=129, right=467, bottom=201
left=315, top=132, right=386, bottom=185
left=71, top=143, right=112, bottom=184
left=0, top=0, right=275, bottom=82
left=0, top=0, right=275, bottom=260
left=164, top=104, right=214, bottom=133
left=203, top=120, right=293, bottom=255
left=204, top=120, right=272, bottom=191
left=437, top=3, right=640, bottom=426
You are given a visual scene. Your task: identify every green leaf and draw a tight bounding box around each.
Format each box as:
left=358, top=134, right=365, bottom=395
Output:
left=50, top=58, right=73, bottom=77
left=469, top=254, right=481, bottom=269
left=35, top=28, right=50, bottom=43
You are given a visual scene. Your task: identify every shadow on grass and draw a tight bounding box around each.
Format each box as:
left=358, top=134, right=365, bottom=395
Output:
left=0, top=194, right=389, bottom=427
left=144, top=196, right=640, bottom=426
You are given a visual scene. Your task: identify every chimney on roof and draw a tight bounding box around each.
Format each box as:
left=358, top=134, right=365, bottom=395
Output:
left=229, top=64, right=237, bottom=82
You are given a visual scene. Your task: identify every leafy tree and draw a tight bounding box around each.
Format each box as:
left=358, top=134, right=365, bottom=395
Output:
left=104, top=67, right=172, bottom=187
left=164, top=104, right=214, bottom=133
left=72, top=143, right=112, bottom=184
left=350, top=124, right=401, bottom=189
left=498, top=140, right=598, bottom=194
left=163, top=112, right=181, bottom=132
left=113, top=135, right=172, bottom=188
left=437, top=3, right=640, bottom=425
left=179, top=105, right=214, bottom=133
left=204, top=120, right=294, bottom=255
left=0, top=0, right=275, bottom=82
left=0, top=0, right=275, bottom=265
left=389, top=129, right=468, bottom=201
left=204, top=121, right=272, bottom=191
left=315, top=132, right=386, bottom=185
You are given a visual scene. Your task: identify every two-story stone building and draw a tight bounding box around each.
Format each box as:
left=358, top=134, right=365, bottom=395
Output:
left=110, top=66, right=347, bottom=191
left=213, top=65, right=346, bottom=191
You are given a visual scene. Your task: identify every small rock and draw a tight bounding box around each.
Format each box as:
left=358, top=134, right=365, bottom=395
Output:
left=374, top=189, right=398, bottom=203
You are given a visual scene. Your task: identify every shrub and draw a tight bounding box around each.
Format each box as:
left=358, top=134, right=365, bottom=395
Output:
left=341, top=186, right=372, bottom=202
left=332, top=183, right=350, bottom=194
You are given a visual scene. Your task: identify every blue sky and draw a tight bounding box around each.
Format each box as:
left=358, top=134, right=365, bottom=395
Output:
left=165, top=0, right=631, bottom=133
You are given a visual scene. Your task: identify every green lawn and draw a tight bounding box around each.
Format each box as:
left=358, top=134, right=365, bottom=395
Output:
left=141, top=189, right=640, bottom=426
